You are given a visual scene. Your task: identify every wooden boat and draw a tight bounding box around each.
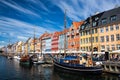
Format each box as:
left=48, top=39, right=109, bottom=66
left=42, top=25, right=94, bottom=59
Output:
left=20, top=55, right=32, bottom=65
left=53, top=55, right=103, bottom=75
left=52, top=10, right=103, bottom=75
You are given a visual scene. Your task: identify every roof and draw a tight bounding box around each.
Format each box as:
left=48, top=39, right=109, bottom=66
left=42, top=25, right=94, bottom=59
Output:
left=39, top=32, right=52, bottom=40
left=72, top=21, right=83, bottom=29
left=80, top=7, right=120, bottom=31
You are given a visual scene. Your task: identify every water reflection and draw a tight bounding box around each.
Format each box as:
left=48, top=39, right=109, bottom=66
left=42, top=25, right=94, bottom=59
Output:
left=54, top=68, right=120, bottom=80
left=0, top=56, right=119, bottom=80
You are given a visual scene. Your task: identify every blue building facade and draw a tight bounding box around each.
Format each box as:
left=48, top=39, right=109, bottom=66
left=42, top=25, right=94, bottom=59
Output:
left=45, top=38, right=51, bottom=52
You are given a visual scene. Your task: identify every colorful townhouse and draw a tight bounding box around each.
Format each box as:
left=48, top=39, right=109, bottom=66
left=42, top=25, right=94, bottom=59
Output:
left=67, top=21, right=83, bottom=52
left=17, top=41, right=24, bottom=55
left=27, top=38, right=32, bottom=54
left=51, top=31, right=60, bottom=53
left=44, top=34, right=52, bottom=53
left=98, top=7, right=120, bottom=52
left=23, top=38, right=31, bottom=55
left=30, top=38, right=39, bottom=53
left=39, top=32, right=51, bottom=54
left=35, top=38, right=40, bottom=53
left=79, top=7, right=120, bottom=52
left=59, top=29, right=69, bottom=53
left=11, top=42, right=18, bottom=55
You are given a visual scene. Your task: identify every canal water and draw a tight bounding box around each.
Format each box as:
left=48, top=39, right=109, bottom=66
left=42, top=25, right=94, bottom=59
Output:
left=0, top=56, right=119, bottom=80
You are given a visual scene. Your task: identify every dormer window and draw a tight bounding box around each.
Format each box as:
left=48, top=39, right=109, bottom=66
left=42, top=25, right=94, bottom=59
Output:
left=93, top=21, right=97, bottom=27
left=95, top=17, right=99, bottom=21
left=110, top=15, right=116, bottom=21
left=101, top=18, right=107, bottom=24
left=81, top=25, right=85, bottom=30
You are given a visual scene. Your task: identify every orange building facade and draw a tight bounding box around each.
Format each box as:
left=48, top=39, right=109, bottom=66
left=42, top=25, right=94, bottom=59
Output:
left=67, top=21, right=83, bottom=51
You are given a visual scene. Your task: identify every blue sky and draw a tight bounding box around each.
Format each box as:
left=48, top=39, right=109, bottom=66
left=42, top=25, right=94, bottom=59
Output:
left=0, top=0, right=120, bottom=47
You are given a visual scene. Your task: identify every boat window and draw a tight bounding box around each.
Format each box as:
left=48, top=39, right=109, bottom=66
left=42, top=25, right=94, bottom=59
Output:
left=80, top=57, right=82, bottom=60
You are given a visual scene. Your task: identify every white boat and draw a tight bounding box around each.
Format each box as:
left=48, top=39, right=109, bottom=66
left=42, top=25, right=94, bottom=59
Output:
left=13, top=56, right=21, bottom=60
left=33, top=55, right=45, bottom=64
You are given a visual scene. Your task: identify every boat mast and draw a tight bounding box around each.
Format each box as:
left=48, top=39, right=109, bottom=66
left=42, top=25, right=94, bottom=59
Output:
left=40, top=38, right=42, bottom=55
left=64, top=9, right=67, bottom=56
left=90, top=15, right=93, bottom=64
left=34, top=28, right=35, bottom=54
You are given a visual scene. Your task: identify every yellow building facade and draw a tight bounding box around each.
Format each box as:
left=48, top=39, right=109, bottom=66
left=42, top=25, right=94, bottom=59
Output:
left=98, top=23, right=120, bottom=51
left=80, top=7, right=120, bottom=52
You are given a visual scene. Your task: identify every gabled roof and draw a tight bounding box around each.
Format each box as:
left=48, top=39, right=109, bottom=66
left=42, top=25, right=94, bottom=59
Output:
left=98, top=7, right=120, bottom=26
left=80, top=7, right=120, bottom=31
left=80, top=12, right=104, bottom=31
left=39, top=32, right=52, bottom=40
left=72, top=21, right=83, bottom=29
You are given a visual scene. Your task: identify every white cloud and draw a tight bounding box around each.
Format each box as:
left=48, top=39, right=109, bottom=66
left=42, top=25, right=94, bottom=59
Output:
left=0, top=17, right=57, bottom=42
left=51, top=0, right=120, bottom=20
left=17, top=36, right=27, bottom=41
left=0, top=0, right=40, bottom=17
left=30, top=0, right=49, bottom=12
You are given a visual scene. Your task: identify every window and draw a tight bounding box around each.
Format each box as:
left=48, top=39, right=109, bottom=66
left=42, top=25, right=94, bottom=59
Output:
left=92, top=37, right=94, bottom=42
left=116, top=25, right=119, bottom=30
left=92, top=29, right=94, bottom=34
left=93, top=22, right=97, bottom=27
left=95, top=28, right=97, bottom=33
left=95, top=37, right=98, bottom=42
left=106, top=45, right=110, bottom=51
left=111, top=44, right=115, bottom=51
left=86, top=47, right=88, bottom=51
left=100, top=36, right=104, bottom=42
left=89, top=37, right=91, bottom=43
left=100, top=28, right=104, bottom=33
left=84, top=38, right=85, bottom=43
left=86, top=38, right=88, bottom=43
left=83, top=31, right=85, bottom=36
left=86, top=31, right=88, bottom=35
left=110, top=26, right=114, bottom=31
left=80, top=39, right=82, bottom=44
left=111, top=35, right=114, bottom=41
left=116, top=34, right=120, bottom=40
left=80, top=32, right=82, bottom=36
left=87, top=30, right=90, bottom=35
left=110, top=15, right=116, bottom=21
left=86, top=30, right=90, bottom=35
left=101, top=18, right=107, bottom=24
left=95, top=17, right=99, bottom=21
left=81, top=25, right=85, bottom=30
left=71, top=35, right=74, bottom=38
left=101, top=45, right=105, bottom=50
left=106, top=27, right=109, bottom=32
left=116, top=44, right=120, bottom=50
left=106, top=35, right=109, bottom=42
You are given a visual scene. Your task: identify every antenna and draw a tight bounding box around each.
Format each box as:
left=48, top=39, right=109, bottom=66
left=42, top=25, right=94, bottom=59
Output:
left=64, top=9, right=67, bottom=56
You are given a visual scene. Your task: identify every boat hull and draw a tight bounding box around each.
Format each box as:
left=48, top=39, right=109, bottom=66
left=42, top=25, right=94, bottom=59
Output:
left=54, top=61, right=103, bottom=75
left=20, top=61, right=30, bottom=65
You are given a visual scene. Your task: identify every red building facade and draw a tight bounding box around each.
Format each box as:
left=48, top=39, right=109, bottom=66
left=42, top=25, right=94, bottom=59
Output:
left=51, top=32, right=60, bottom=52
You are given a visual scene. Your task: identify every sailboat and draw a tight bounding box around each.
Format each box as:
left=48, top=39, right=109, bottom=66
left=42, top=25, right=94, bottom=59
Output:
left=52, top=10, right=103, bottom=75
left=20, top=30, right=37, bottom=65
left=32, top=29, right=45, bottom=64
